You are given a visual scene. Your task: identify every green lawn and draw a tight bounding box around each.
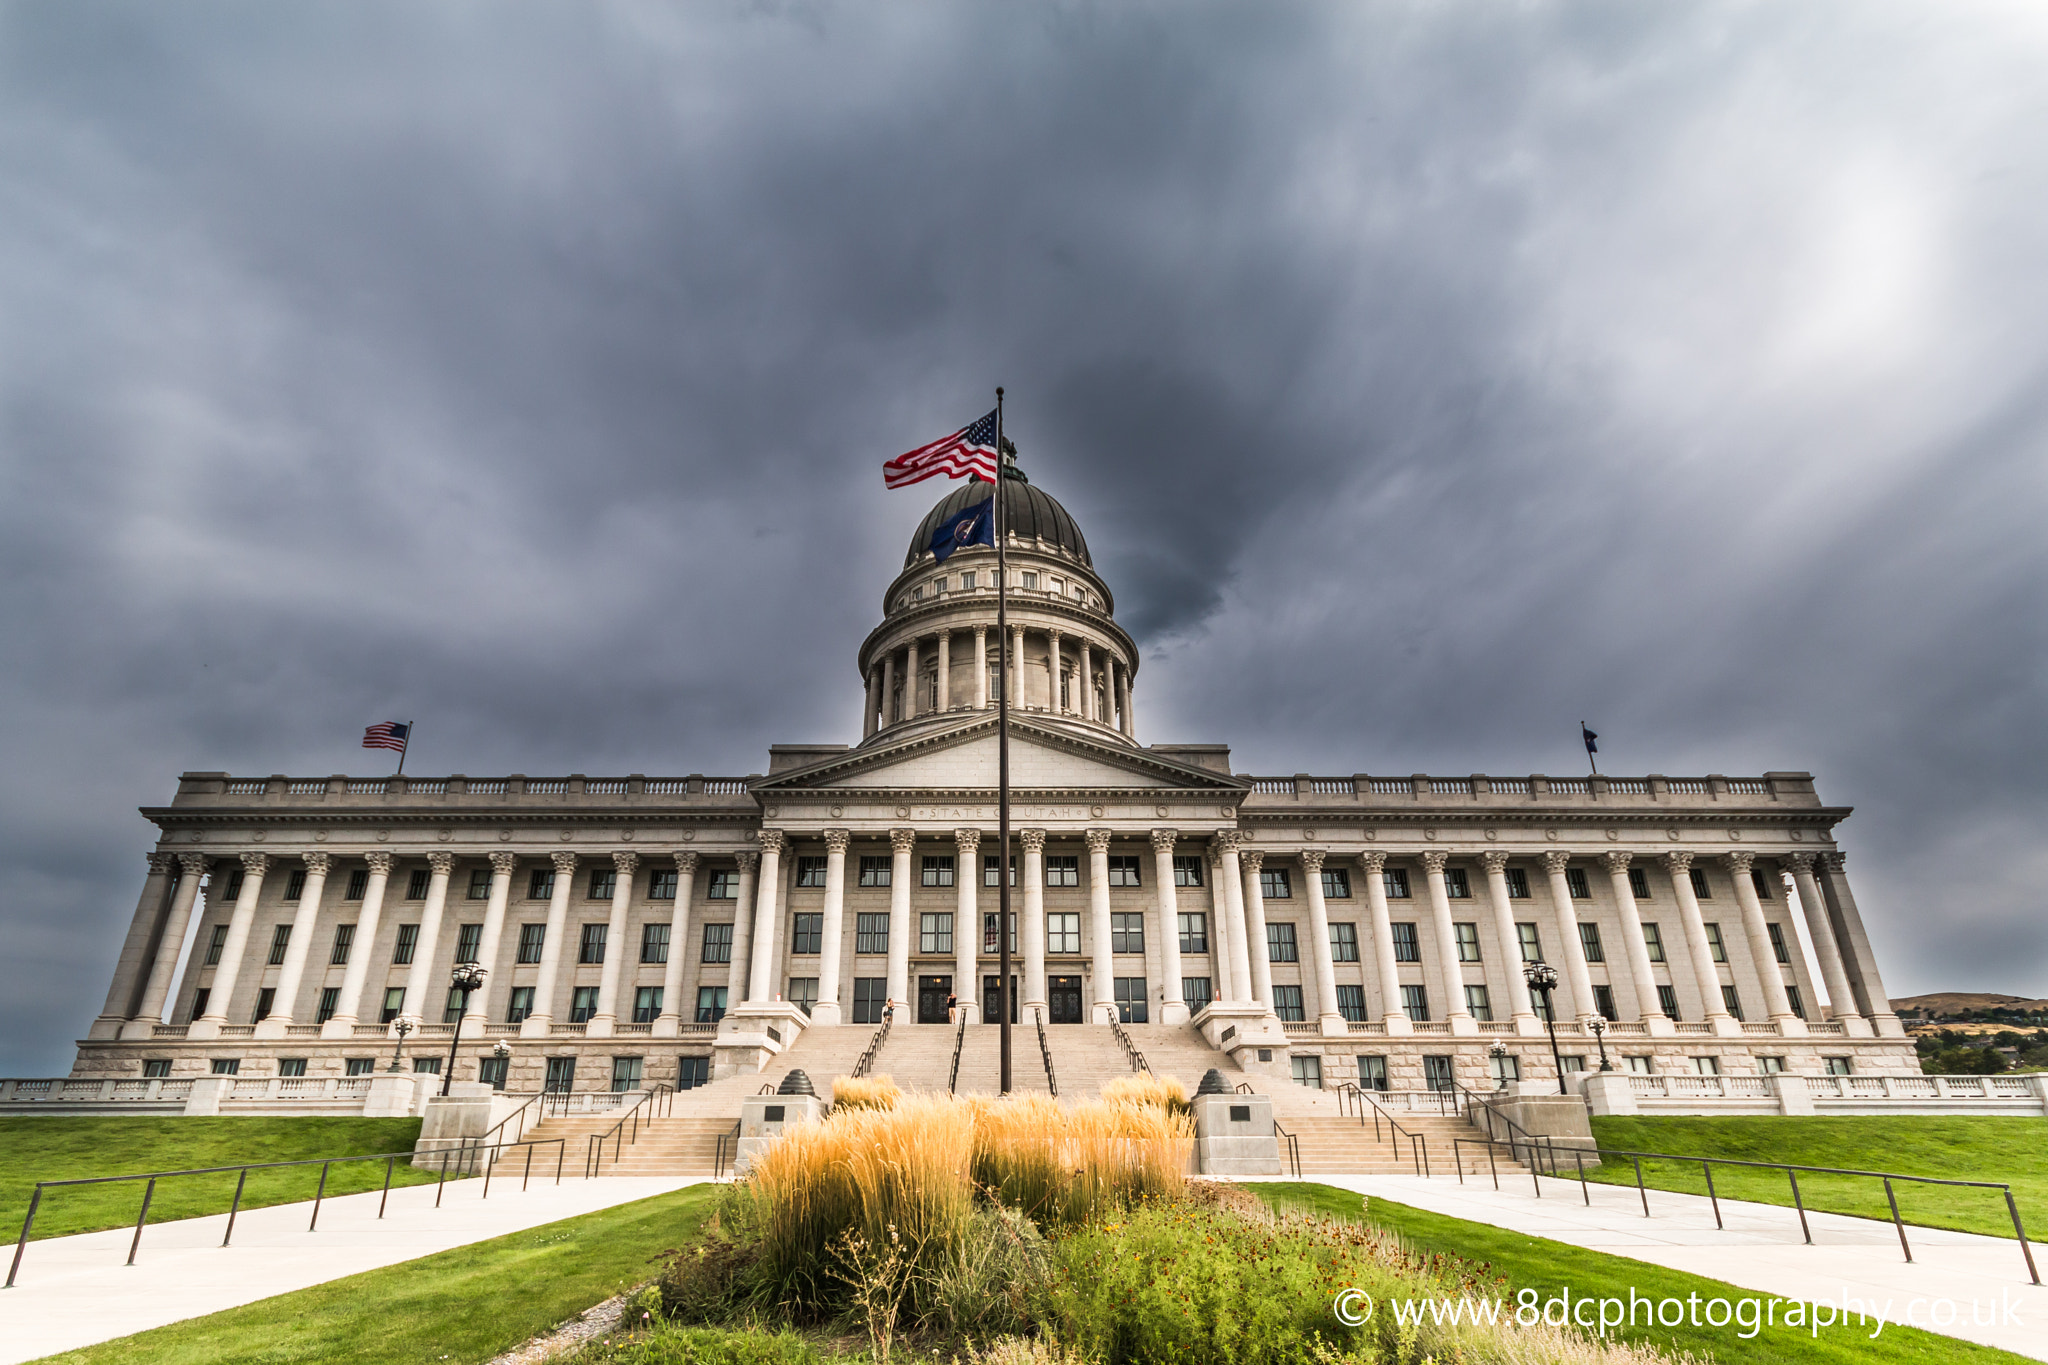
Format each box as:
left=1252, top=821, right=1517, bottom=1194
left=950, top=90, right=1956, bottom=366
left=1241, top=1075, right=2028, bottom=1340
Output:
left=1576, top=1116, right=2047, bottom=1241
left=0, top=1117, right=447, bottom=1242
left=1259, top=1183, right=2033, bottom=1365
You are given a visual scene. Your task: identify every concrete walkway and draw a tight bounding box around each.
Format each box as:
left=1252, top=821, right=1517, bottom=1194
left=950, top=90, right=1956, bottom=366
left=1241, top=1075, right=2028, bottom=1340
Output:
left=0, top=1174, right=701, bottom=1363
left=1298, top=1172, right=2047, bottom=1361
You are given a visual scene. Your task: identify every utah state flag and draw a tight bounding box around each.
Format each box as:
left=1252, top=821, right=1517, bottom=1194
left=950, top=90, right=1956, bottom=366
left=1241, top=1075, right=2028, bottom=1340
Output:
left=929, top=496, right=994, bottom=563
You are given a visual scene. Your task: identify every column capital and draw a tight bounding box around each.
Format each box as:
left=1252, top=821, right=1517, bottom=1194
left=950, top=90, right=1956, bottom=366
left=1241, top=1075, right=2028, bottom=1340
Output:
left=1020, top=827, right=1047, bottom=854
left=302, top=850, right=332, bottom=875
left=1663, top=849, right=1695, bottom=874
left=1046, top=626, right=1062, bottom=642
left=758, top=830, right=787, bottom=856
left=1084, top=827, right=1113, bottom=855
left=1818, top=850, right=1846, bottom=873
left=1148, top=827, right=1178, bottom=853
left=1356, top=849, right=1387, bottom=874
left=427, top=850, right=455, bottom=875
left=673, top=849, right=700, bottom=874
left=612, top=849, right=639, bottom=874
left=1724, top=850, right=1756, bottom=874
left=1480, top=850, right=1510, bottom=874
left=364, top=850, right=394, bottom=875
left=1206, top=835, right=1229, bottom=866
left=1540, top=849, right=1572, bottom=875
left=954, top=826, right=983, bottom=854
left=1783, top=851, right=1816, bottom=874
left=889, top=827, right=918, bottom=854
left=1599, top=849, right=1632, bottom=873
left=239, top=850, right=270, bottom=877
left=146, top=851, right=175, bottom=875
left=824, top=828, right=851, bottom=854
left=549, top=849, right=578, bottom=875
left=178, top=852, right=211, bottom=878
left=735, top=850, right=760, bottom=873
left=1237, top=846, right=1264, bottom=873
left=1298, top=848, right=1325, bottom=873
left=1420, top=850, right=1448, bottom=874
left=489, top=850, right=518, bottom=875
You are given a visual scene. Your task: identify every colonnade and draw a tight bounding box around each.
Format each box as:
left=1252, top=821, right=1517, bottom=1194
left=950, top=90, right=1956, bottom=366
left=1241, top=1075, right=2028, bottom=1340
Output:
left=862, top=625, right=1134, bottom=739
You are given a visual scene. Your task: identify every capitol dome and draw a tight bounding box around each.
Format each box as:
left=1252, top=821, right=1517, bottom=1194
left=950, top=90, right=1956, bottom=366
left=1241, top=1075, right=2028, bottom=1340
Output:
left=905, top=472, right=1092, bottom=569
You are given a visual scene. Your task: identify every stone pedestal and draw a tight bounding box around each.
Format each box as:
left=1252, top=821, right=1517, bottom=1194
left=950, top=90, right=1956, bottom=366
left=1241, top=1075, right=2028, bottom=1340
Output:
left=1578, top=1072, right=1636, bottom=1116
left=1192, top=1093, right=1282, bottom=1176
left=714, top=1000, right=811, bottom=1080
left=361, top=1073, right=420, bottom=1118
left=181, top=1075, right=229, bottom=1115
left=733, top=1092, right=825, bottom=1176
left=1481, top=1085, right=1599, bottom=1163
left=1194, top=1004, right=1290, bottom=1078
left=1772, top=1074, right=1815, bottom=1115
left=412, top=1082, right=499, bottom=1171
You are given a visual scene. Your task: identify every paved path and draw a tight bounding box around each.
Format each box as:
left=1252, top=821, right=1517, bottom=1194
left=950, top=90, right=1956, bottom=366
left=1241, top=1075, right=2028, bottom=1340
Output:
left=0, top=1174, right=700, bottom=1363
left=1292, top=1172, right=2047, bottom=1361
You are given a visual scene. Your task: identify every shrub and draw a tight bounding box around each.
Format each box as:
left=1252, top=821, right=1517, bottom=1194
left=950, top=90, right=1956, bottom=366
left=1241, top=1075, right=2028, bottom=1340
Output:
left=829, top=1074, right=903, bottom=1111
left=968, top=1096, right=1191, bottom=1231
left=565, top=1323, right=824, bottom=1365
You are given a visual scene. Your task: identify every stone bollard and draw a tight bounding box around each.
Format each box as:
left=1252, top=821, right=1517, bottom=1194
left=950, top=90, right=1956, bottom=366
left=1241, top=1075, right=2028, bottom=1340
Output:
left=733, top=1070, right=825, bottom=1177
left=1190, top=1069, right=1282, bottom=1176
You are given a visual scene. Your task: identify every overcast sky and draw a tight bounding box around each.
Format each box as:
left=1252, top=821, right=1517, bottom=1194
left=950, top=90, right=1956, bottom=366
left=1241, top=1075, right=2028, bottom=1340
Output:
left=2, top=2, right=2043, bottom=1073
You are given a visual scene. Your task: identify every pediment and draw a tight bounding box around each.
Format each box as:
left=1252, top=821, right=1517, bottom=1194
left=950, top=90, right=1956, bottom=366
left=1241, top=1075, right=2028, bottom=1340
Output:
left=753, top=718, right=1248, bottom=795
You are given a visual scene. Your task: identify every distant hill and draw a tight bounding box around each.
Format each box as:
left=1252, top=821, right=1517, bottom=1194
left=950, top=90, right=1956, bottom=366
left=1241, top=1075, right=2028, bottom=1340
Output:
left=1892, top=992, right=2048, bottom=1015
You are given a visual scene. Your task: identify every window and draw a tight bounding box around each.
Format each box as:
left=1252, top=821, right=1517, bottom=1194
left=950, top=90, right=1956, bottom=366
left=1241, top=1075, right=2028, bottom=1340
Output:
left=1703, top=923, right=1727, bottom=962
left=708, top=870, right=740, bottom=899
left=641, top=923, right=670, bottom=964
left=479, top=1055, right=509, bottom=1090
left=1559, top=1055, right=1587, bottom=1074
left=204, top=924, right=228, bottom=966
left=569, top=986, right=600, bottom=1023
left=855, top=913, right=888, bottom=954
left=1114, top=977, right=1149, bottom=1023
left=267, top=924, right=292, bottom=965
left=345, top=1057, right=376, bottom=1077
left=380, top=987, right=405, bottom=1023
left=919, top=912, right=953, bottom=954
left=1173, top=855, right=1204, bottom=887
left=579, top=923, right=608, bottom=964
left=407, top=869, right=430, bottom=900
left=1757, top=1055, right=1786, bottom=1075
left=1330, top=922, right=1359, bottom=962
left=1657, top=985, right=1680, bottom=1019
left=606, top=1055, right=644, bottom=1093
left=586, top=869, right=615, bottom=901
left=316, top=987, right=340, bottom=1024
left=1423, top=1055, right=1455, bottom=1091
left=1335, top=984, right=1367, bottom=1022
left=1786, top=985, right=1807, bottom=1020
left=345, top=868, right=368, bottom=900
left=696, top=987, right=728, bottom=1023
left=507, top=986, right=535, bottom=1023
left=1577, top=921, right=1604, bottom=963
left=677, top=1056, right=711, bottom=1089
left=393, top=923, right=419, bottom=965
left=1692, top=1056, right=1721, bottom=1076
left=1565, top=868, right=1591, bottom=898
left=794, top=857, right=827, bottom=888
left=1401, top=984, right=1430, bottom=1022
left=455, top=922, right=482, bottom=964
left=1259, top=868, right=1292, bottom=899
left=271, top=1057, right=306, bottom=1079
left=1291, top=1055, right=1323, bottom=1089
left=1045, top=855, right=1079, bottom=887
left=1625, top=1055, right=1654, bottom=1074
left=852, top=978, right=888, bottom=1024
left=253, top=987, right=275, bottom=1022
left=443, top=987, right=466, bottom=1023
left=1515, top=923, right=1542, bottom=962
left=1641, top=922, right=1666, bottom=962
left=1177, top=912, right=1208, bottom=953
left=1592, top=984, right=1617, bottom=1021
left=1490, top=1051, right=1521, bottom=1083
left=1267, top=922, right=1298, bottom=962
left=1356, top=1055, right=1389, bottom=1092
left=1045, top=913, right=1080, bottom=954
left=1108, top=855, right=1142, bottom=887
left=1767, top=922, right=1791, bottom=964
left=1504, top=867, right=1530, bottom=898
left=1530, top=992, right=1553, bottom=1023
left=1111, top=912, right=1145, bottom=953
left=921, top=856, right=955, bottom=887
left=1628, top=867, right=1650, bottom=898
left=1454, top=922, right=1482, bottom=962
left=1390, top=922, right=1420, bottom=962
left=1721, top=985, right=1744, bottom=1020
left=544, top=1057, right=577, bottom=1093
left=527, top=868, right=554, bottom=900
left=284, top=869, right=306, bottom=901
left=217, top=866, right=244, bottom=900
left=648, top=869, right=678, bottom=900
left=1689, top=867, right=1713, bottom=899
left=468, top=869, right=493, bottom=900
left=701, top=923, right=733, bottom=963
left=1751, top=867, right=1775, bottom=900
left=858, top=856, right=891, bottom=888
left=1382, top=868, right=1411, bottom=898
left=788, top=913, right=822, bottom=955
left=1182, top=977, right=1213, bottom=1014
left=961, top=570, right=976, bottom=590
left=1824, top=1056, right=1853, bottom=1076
left=1321, top=867, right=1352, bottom=898
left=1464, top=984, right=1492, bottom=1021
left=632, top=987, right=663, bottom=1023
left=1021, top=571, right=1037, bottom=589
left=1444, top=868, right=1471, bottom=899
left=1272, top=984, right=1305, bottom=1022
left=211, top=1058, right=240, bottom=1076
left=517, top=923, right=546, bottom=964
left=982, top=854, right=1016, bottom=887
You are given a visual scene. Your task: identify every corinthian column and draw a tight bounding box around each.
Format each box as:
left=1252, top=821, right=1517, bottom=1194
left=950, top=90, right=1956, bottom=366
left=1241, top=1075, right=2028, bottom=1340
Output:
left=1727, top=852, right=1798, bottom=1029
left=904, top=640, right=921, bottom=719
left=881, top=652, right=897, bottom=727
left=973, top=627, right=989, bottom=709
left=399, top=851, right=456, bottom=1028
left=653, top=851, right=699, bottom=1036
left=1667, top=850, right=1736, bottom=1033
left=1213, top=836, right=1252, bottom=1005
left=748, top=831, right=786, bottom=1002
left=466, top=851, right=517, bottom=1026
left=1151, top=829, right=1188, bottom=1024
left=1598, top=851, right=1667, bottom=1030
left=260, top=851, right=332, bottom=1034
left=1816, top=851, right=1903, bottom=1036
left=1480, top=852, right=1537, bottom=1028
left=190, top=852, right=269, bottom=1039
left=97, top=853, right=177, bottom=1036
left=1085, top=828, right=1115, bottom=1022
left=1420, top=852, right=1474, bottom=1031
left=727, top=851, right=760, bottom=1004
left=1046, top=630, right=1063, bottom=713
left=1299, top=850, right=1344, bottom=1034
left=588, top=850, right=638, bottom=1036
left=1785, top=852, right=1865, bottom=1034
left=128, top=853, right=211, bottom=1035
left=1238, top=846, right=1274, bottom=1012
left=1021, top=829, right=1048, bottom=1017
left=518, top=851, right=577, bottom=1036
left=1358, top=852, right=1410, bottom=1034
left=813, top=830, right=850, bottom=1025
left=863, top=668, right=880, bottom=739
left=936, top=632, right=951, bottom=712
left=1539, top=850, right=1596, bottom=1022
left=1077, top=641, right=1095, bottom=721
left=955, top=828, right=982, bottom=1021
left=327, top=851, right=394, bottom=1037
left=886, top=828, right=915, bottom=1009
left=1009, top=626, right=1025, bottom=704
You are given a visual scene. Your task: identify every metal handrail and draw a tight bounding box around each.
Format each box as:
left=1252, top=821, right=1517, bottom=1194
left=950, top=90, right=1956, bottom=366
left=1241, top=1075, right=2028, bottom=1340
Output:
left=1107, top=1014, right=1151, bottom=1074
left=946, top=1009, right=968, bottom=1095
left=477, top=1091, right=545, bottom=1158
left=584, top=1083, right=676, bottom=1177
left=1034, top=1009, right=1059, bottom=1097
left=713, top=1120, right=742, bottom=1180
left=1331, top=1083, right=1430, bottom=1177
left=1271, top=1120, right=1302, bottom=1178
left=1448, top=1080, right=1561, bottom=1174
left=850, top=1005, right=894, bottom=1079
left=6, top=1135, right=567, bottom=1288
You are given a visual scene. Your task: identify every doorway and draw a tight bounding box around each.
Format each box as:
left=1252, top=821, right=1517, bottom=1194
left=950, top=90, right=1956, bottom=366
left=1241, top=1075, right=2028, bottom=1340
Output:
left=1047, top=975, right=1083, bottom=1024
left=982, top=975, right=1019, bottom=1024
left=917, top=974, right=954, bottom=1024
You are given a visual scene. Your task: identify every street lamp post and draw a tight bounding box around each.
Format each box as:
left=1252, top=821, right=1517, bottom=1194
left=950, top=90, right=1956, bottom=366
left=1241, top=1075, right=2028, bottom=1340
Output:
left=1487, top=1039, right=1511, bottom=1091
left=1590, top=1016, right=1614, bottom=1072
left=441, top=963, right=489, bottom=1097
left=384, top=1018, right=415, bottom=1073
left=490, top=1039, right=512, bottom=1091
left=1522, top=961, right=1567, bottom=1095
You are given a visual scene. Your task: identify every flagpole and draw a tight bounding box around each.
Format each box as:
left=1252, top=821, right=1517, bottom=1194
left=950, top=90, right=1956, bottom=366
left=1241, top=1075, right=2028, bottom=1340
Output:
left=396, top=722, right=411, bottom=777
left=1582, top=721, right=1597, bottom=777
left=994, top=388, right=1013, bottom=1096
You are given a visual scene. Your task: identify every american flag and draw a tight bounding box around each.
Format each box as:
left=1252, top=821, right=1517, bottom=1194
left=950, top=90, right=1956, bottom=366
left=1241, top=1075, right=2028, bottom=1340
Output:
left=883, top=408, right=999, bottom=488
left=361, top=721, right=410, bottom=754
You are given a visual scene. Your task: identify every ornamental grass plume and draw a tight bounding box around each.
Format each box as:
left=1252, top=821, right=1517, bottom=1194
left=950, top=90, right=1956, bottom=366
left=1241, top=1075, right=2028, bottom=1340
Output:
left=1099, top=1073, right=1189, bottom=1115
left=829, top=1074, right=903, bottom=1111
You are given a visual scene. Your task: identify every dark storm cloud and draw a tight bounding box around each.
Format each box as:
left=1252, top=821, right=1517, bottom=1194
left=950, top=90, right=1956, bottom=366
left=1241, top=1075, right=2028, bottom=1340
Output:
left=2, top=1, right=2044, bottom=1070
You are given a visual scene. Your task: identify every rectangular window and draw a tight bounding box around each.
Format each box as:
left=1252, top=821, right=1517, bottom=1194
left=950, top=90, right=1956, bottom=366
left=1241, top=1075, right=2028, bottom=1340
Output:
left=1266, top=922, right=1298, bottom=962
left=527, top=868, right=555, bottom=900
left=543, top=1057, right=577, bottom=1093
left=648, top=869, right=678, bottom=900
left=1401, top=984, right=1430, bottom=1022
left=1721, top=985, right=1744, bottom=1020
left=507, top=986, right=535, bottom=1023
left=1390, top=922, right=1420, bottom=962
left=1383, top=867, right=1411, bottom=898
left=587, top=869, right=616, bottom=901
left=517, top=923, right=546, bottom=964
left=1114, top=977, right=1149, bottom=1023
left=1464, top=984, right=1492, bottom=1021
left=316, top=986, right=340, bottom=1024
left=1330, top=922, right=1359, bottom=962
left=1757, top=1055, right=1787, bottom=1075
left=1577, top=921, right=1604, bottom=963
left=1272, top=984, right=1305, bottom=1022
left=1321, top=867, right=1352, bottom=898
left=1110, top=912, right=1145, bottom=954
left=1504, top=867, right=1531, bottom=898
left=1767, top=922, right=1791, bottom=964
left=921, top=855, right=954, bottom=887
left=1565, top=867, right=1591, bottom=898
left=641, top=923, right=670, bottom=964
left=343, top=868, right=367, bottom=900
left=1516, top=922, right=1541, bottom=962
left=1625, top=1055, right=1654, bottom=1074
left=1530, top=991, right=1554, bottom=1023
left=1259, top=868, right=1292, bottom=899
left=407, top=869, right=430, bottom=900
left=380, top=987, right=405, bottom=1023
left=186, top=988, right=208, bottom=1021
left=1291, top=1054, right=1323, bottom=1089
left=1641, top=922, right=1666, bottom=962
left=1593, top=984, right=1617, bottom=1021
left=1181, top=976, right=1213, bottom=1014
left=1628, top=867, right=1651, bottom=898
left=701, top=923, right=732, bottom=963
left=792, top=978, right=825, bottom=1015
left=443, top=987, right=466, bottom=1024
left=1044, top=855, right=1079, bottom=887
left=267, top=924, right=292, bottom=965
left=707, top=870, right=740, bottom=899
left=1692, top=1056, right=1721, bottom=1076
left=1786, top=985, right=1807, bottom=1020
left=1021, top=571, right=1037, bottom=589
left=919, top=912, right=953, bottom=954
left=852, top=978, right=888, bottom=1024
left=1704, top=922, right=1727, bottom=962
left=677, top=1056, right=710, bottom=1089
left=982, top=854, right=1017, bottom=887
left=253, top=987, right=275, bottom=1022
left=633, top=986, right=663, bottom=1024
left=569, top=986, right=600, bottom=1023
left=1453, top=922, right=1482, bottom=962
left=1356, top=1054, right=1389, bottom=1092
left=1751, top=867, right=1775, bottom=900
left=284, top=869, right=306, bottom=901
left=1177, top=912, right=1208, bottom=953
left=858, top=855, right=891, bottom=887
left=276, top=1057, right=306, bottom=1077
left=345, top=1057, right=376, bottom=1077
left=1491, top=1052, right=1521, bottom=1083
left=578, top=923, right=608, bottom=965
left=1657, top=984, right=1680, bottom=1019
left=1108, top=855, right=1142, bottom=887
left=393, top=923, right=419, bottom=965
left=855, top=913, right=889, bottom=955
left=1444, top=868, right=1471, bottom=899
left=210, top=1057, right=240, bottom=1076
left=1335, top=984, right=1367, bottom=1022
left=795, top=856, right=827, bottom=888
left=1689, top=867, right=1713, bottom=899
left=1423, top=1055, right=1455, bottom=1091
left=204, top=923, right=228, bottom=966
left=454, top=922, right=482, bottom=964
left=1173, top=855, right=1204, bottom=887
left=1045, top=913, right=1080, bottom=954
left=468, top=869, right=493, bottom=900
left=1559, top=1055, right=1587, bottom=1075
left=960, top=570, right=976, bottom=590
left=1824, top=1056, right=1852, bottom=1076
left=981, top=911, right=1017, bottom=955
left=696, top=987, right=728, bottom=1023
left=478, top=1055, right=509, bottom=1090
left=791, top=913, right=823, bottom=954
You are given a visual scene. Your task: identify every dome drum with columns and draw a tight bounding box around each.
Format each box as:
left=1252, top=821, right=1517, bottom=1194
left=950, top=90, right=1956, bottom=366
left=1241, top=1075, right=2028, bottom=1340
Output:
left=54, top=462, right=1921, bottom=1113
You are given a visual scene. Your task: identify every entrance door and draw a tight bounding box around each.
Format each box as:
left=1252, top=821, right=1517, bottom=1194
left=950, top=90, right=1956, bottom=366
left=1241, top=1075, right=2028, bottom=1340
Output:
left=1047, top=975, right=1084, bottom=1024
left=917, top=975, right=953, bottom=1024
left=982, top=975, right=1019, bottom=1024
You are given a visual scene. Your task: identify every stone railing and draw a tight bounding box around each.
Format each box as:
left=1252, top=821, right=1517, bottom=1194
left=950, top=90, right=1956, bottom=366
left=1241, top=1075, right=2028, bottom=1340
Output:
left=1585, top=1071, right=2048, bottom=1118
left=3, top=1072, right=428, bottom=1118
left=172, top=773, right=758, bottom=805
left=1235, top=773, right=1815, bottom=807
left=1, top=1077, right=195, bottom=1108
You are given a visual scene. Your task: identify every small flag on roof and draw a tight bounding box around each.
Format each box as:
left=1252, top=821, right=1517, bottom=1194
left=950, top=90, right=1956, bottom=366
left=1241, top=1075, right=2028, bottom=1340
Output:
left=883, top=408, right=1000, bottom=488
left=362, top=721, right=410, bottom=754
